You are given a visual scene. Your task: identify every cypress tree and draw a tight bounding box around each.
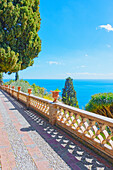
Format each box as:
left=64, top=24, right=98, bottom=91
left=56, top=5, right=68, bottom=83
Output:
left=0, top=0, right=41, bottom=73
left=62, top=77, right=79, bottom=107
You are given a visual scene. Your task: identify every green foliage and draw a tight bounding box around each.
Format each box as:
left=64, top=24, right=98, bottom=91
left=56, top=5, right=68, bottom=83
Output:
left=4, top=80, right=53, bottom=100
left=62, top=77, right=79, bottom=107
left=85, top=93, right=113, bottom=118
left=54, top=88, right=60, bottom=91
left=31, top=83, right=45, bottom=97
left=4, top=79, right=14, bottom=85
left=31, top=83, right=54, bottom=100
left=0, top=0, right=41, bottom=73
left=5, top=79, right=31, bottom=93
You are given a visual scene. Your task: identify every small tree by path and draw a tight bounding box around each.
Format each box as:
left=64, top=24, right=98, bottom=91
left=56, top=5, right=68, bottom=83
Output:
left=62, top=77, right=79, bottom=107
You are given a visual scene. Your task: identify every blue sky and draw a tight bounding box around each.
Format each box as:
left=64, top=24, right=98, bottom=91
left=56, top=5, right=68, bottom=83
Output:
left=4, top=0, right=113, bottom=79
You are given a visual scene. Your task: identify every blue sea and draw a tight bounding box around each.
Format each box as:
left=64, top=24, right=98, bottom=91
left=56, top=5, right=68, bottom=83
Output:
left=3, top=79, right=113, bottom=109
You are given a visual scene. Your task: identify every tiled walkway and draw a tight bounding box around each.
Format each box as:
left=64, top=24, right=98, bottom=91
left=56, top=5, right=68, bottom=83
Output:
left=0, top=89, right=113, bottom=170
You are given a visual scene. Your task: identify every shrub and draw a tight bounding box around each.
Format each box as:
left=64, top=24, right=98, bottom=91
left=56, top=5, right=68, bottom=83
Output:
left=5, top=79, right=31, bottom=93
left=4, top=80, right=53, bottom=101
left=31, top=83, right=46, bottom=97
left=85, top=93, right=113, bottom=118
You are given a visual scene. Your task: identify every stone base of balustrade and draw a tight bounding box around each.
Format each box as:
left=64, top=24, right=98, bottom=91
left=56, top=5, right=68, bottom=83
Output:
left=56, top=121, right=113, bottom=164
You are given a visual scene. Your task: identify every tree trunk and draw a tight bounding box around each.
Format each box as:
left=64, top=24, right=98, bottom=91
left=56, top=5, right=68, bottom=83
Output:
left=15, top=72, right=19, bottom=81
left=0, top=72, right=3, bottom=85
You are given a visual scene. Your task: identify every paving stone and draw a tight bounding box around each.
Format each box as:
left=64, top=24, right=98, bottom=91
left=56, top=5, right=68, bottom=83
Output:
left=0, top=93, right=38, bottom=170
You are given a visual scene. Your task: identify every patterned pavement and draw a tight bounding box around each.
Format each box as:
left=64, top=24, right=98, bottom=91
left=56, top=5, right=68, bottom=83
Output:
left=0, top=89, right=113, bottom=170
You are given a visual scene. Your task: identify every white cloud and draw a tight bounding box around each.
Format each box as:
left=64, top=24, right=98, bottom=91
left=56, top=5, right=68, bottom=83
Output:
left=98, top=24, right=113, bottom=32
left=85, top=54, right=88, bottom=57
left=66, top=72, right=113, bottom=76
left=76, top=65, right=87, bottom=69
left=66, top=73, right=72, bottom=76
left=81, top=65, right=87, bottom=68
left=106, top=44, right=111, bottom=48
left=48, top=61, right=61, bottom=65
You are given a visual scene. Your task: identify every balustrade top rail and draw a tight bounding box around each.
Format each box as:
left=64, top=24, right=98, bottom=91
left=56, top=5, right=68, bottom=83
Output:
left=0, top=84, right=113, bottom=162
left=54, top=102, right=113, bottom=126
left=30, top=94, right=52, bottom=103
left=19, top=91, right=28, bottom=96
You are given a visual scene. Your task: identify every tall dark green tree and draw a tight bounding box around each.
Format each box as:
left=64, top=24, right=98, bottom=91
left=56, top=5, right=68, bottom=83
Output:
left=0, top=0, right=41, bottom=73
left=62, top=77, right=79, bottom=107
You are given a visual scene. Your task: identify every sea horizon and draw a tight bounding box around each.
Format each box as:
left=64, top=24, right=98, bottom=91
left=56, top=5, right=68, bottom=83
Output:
left=3, top=78, right=113, bottom=80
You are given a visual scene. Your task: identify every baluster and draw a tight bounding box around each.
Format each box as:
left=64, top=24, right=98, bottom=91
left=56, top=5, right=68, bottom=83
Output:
left=76, top=115, right=83, bottom=132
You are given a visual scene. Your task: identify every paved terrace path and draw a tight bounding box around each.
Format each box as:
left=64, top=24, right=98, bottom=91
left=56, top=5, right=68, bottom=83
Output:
left=0, top=90, right=113, bottom=170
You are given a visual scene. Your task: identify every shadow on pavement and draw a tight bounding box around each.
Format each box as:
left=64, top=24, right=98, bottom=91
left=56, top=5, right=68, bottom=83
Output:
left=20, top=126, right=35, bottom=132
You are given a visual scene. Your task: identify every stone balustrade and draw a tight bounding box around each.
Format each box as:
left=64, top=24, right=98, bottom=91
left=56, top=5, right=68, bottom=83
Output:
left=54, top=103, right=113, bottom=159
left=0, top=85, right=113, bottom=162
left=18, top=91, right=27, bottom=104
left=29, top=95, right=50, bottom=118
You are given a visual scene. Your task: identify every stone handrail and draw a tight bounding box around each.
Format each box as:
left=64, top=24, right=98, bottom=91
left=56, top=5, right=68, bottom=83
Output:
left=0, top=85, right=113, bottom=161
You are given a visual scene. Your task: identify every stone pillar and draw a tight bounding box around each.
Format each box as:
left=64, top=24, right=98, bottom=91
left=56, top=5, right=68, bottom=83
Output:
left=49, top=103, right=57, bottom=125
left=17, top=87, right=21, bottom=100
left=9, top=85, right=11, bottom=94
left=12, top=86, right=15, bottom=96
left=27, top=88, right=32, bottom=109
left=17, top=91, right=19, bottom=100
left=8, top=86, right=10, bottom=93
left=5, top=85, right=8, bottom=93
left=12, top=90, right=14, bottom=96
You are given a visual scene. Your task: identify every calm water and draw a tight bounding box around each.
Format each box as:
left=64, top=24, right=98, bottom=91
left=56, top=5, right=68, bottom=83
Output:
left=3, top=79, right=113, bottom=109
